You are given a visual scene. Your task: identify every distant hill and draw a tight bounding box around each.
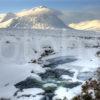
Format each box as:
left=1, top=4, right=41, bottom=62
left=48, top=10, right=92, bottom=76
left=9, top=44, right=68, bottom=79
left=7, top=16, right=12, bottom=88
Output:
left=69, top=20, right=100, bottom=32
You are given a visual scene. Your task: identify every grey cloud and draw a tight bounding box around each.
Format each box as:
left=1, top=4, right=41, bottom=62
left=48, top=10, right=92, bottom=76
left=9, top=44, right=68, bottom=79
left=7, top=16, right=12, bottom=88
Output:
left=59, top=10, right=100, bottom=24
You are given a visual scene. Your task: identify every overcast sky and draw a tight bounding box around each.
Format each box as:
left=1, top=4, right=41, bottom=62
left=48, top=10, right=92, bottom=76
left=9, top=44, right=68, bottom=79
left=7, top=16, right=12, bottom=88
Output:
left=0, top=0, right=99, bottom=12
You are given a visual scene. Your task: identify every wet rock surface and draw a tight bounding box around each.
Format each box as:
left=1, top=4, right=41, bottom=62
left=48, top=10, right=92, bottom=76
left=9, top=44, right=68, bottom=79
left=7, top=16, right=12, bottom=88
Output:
left=59, top=81, right=82, bottom=88
left=41, top=93, right=55, bottom=100
left=14, top=56, right=93, bottom=100
left=39, top=68, right=74, bottom=82
left=15, top=77, right=43, bottom=89
left=43, top=56, right=77, bottom=68
left=77, top=71, right=94, bottom=81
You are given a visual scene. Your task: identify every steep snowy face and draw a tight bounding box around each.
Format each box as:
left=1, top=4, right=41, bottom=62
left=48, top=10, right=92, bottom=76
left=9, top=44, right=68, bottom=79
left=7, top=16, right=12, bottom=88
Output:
left=0, top=6, right=67, bottom=29
left=0, top=13, right=16, bottom=28
left=15, top=6, right=67, bottom=29
left=17, top=6, right=52, bottom=17
left=0, top=13, right=16, bottom=22
left=0, top=14, right=6, bottom=22
left=69, top=20, right=100, bottom=32
left=0, top=19, right=14, bottom=28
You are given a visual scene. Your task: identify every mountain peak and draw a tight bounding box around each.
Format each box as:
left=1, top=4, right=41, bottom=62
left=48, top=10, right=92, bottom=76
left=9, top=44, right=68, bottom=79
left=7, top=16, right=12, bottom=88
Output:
left=31, top=5, right=49, bottom=11
left=0, top=6, right=67, bottom=29
left=36, top=6, right=48, bottom=9
left=17, top=6, right=51, bottom=17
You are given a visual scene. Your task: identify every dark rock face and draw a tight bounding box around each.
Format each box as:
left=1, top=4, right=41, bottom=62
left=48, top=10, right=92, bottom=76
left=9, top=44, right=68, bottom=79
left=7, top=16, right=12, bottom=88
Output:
left=0, top=98, right=10, bottom=100
left=41, top=48, right=54, bottom=58
left=14, top=77, right=43, bottom=89
left=77, top=72, right=94, bottom=81
left=96, top=67, right=100, bottom=81
left=17, top=94, right=31, bottom=98
left=39, top=68, right=80, bottom=89
left=40, top=69, right=74, bottom=81
left=40, top=69, right=60, bottom=80
left=72, top=80, right=100, bottom=100
left=43, top=56, right=77, bottom=68
left=42, top=84, right=56, bottom=100
left=96, top=51, right=100, bottom=57
left=43, top=84, right=57, bottom=93
left=59, top=81, right=81, bottom=88
left=55, top=69, right=74, bottom=77
left=14, top=56, right=81, bottom=100
left=41, top=93, right=55, bottom=100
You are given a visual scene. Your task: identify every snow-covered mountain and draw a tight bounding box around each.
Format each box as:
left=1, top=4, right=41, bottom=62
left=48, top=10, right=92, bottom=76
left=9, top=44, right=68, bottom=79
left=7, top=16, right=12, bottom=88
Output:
left=0, top=13, right=16, bottom=23
left=69, top=20, right=100, bottom=32
left=0, top=14, right=5, bottom=22
left=0, top=6, right=100, bottom=100
left=0, top=6, right=67, bottom=29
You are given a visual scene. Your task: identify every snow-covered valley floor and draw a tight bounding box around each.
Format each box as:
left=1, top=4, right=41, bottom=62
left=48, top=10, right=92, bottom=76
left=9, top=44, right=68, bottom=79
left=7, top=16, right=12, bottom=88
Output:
left=0, top=43, right=99, bottom=100
left=0, top=6, right=100, bottom=100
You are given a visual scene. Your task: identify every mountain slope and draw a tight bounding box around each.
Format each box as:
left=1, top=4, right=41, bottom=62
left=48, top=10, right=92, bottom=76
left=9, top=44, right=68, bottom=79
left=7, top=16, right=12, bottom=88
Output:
left=69, top=20, right=100, bottom=32
left=0, top=14, right=6, bottom=22
left=0, top=6, right=67, bottom=29
left=0, top=13, right=16, bottom=23
left=0, top=19, right=14, bottom=28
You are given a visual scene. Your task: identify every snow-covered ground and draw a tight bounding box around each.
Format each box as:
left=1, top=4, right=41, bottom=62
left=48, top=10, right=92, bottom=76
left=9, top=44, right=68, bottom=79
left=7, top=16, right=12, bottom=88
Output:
left=0, top=6, right=100, bottom=100
left=0, top=31, right=99, bottom=99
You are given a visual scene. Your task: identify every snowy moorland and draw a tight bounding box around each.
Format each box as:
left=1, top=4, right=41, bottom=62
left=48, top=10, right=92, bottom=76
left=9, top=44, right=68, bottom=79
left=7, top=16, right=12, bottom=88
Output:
left=0, top=6, right=100, bottom=100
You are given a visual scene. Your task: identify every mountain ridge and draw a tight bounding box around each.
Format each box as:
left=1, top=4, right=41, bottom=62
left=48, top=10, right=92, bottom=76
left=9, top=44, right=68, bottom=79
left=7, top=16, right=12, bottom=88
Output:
left=69, top=20, right=100, bottom=32
left=0, top=6, right=67, bottom=29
